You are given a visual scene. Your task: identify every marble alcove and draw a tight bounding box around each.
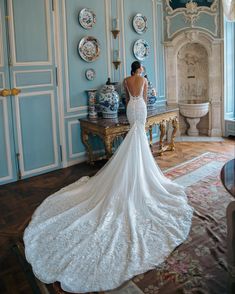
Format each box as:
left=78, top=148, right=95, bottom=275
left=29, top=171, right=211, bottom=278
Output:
left=165, top=30, right=223, bottom=136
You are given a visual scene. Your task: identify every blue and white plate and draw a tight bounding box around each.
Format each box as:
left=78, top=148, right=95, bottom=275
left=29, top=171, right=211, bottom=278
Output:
left=85, top=68, right=96, bottom=81
left=133, top=14, right=147, bottom=34
left=133, top=39, right=150, bottom=61
left=78, top=36, right=101, bottom=62
left=79, top=8, right=96, bottom=30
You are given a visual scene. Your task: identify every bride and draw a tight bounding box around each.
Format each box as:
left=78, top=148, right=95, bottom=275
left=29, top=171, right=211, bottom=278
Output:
left=24, top=61, right=193, bottom=293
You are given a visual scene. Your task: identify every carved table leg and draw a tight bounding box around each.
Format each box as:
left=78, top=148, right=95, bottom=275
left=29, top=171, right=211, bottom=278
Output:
left=81, top=129, right=94, bottom=164
left=104, top=136, right=115, bottom=159
left=170, top=117, right=179, bottom=151
left=158, top=120, right=166, bottom=156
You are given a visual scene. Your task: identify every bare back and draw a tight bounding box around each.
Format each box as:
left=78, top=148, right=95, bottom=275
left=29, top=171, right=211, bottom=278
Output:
left=124, top=76, right=148, bottom=103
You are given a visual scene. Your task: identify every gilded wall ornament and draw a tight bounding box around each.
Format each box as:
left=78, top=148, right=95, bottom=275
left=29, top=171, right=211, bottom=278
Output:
left=165, top=0, right=219, bottom=38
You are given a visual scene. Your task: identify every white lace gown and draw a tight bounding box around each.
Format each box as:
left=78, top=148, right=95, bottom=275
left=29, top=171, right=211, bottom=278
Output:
left=24, top=84, right=193, bottom=293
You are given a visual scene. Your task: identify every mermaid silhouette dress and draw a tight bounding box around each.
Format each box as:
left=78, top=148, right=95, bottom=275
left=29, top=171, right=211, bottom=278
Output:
left=24, top=80, right=193, bottom=293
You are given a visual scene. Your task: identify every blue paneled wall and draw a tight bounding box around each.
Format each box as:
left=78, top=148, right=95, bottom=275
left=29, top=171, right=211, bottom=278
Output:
left=57, top=0, right=165, bottom=166
left=224, top=20, right=235, bottom=119
left=63, top=0, right=109, bottom=111
left=1, top=0, right=226, bottom=184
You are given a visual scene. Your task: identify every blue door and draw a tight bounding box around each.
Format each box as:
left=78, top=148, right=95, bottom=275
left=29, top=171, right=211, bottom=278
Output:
left=0, top=0, right=17, bottom=184
left=0, top=0, right=61, bottom=185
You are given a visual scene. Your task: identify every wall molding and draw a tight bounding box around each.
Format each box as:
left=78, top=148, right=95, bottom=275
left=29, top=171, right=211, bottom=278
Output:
left=0, top=73, right=5, bottom=88
left=68, top=120, right=84, bottom=159
left=64, top=112, right=88, bottom=120
left=54, top=0, right=68, bottom=168
left=165, top=0, right=218, bottom=15
left=166, top=11, right=219, bottom=39
left=152, top=0, right=158, bottom=89
left=13, top=69, right=53, bottom=89
left=0, top=97, right=13, bottom=183
left=120, top=0, right=127, bottom=78
left=165, top=0, right=219, bottom=39
left=8, top=0, right=52, bottom=66
left=66, top=112, right=88, bottom=160
left=157, top=1, right=166, bottom=98
left=61, top=0, right=86, bottom=113
left=15, top=90, right=59, bottom=177
left=0, top=6, right=3, bottom=67
left=105, top=0, right=112, bottom=79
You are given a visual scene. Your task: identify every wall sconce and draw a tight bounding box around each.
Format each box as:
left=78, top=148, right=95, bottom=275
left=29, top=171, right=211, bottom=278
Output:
left=113, top=49, right=121, bottom=70
left=113, top=60, right=121, bottom=70
left=111, top=18, right=120, bottom=39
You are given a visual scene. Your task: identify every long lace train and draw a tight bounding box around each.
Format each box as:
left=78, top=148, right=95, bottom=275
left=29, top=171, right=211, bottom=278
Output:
left=24, top=121, right=193, bottom=293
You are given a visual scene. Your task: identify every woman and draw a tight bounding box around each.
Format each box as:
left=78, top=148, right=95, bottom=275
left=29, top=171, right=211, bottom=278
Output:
left=24, top=61, right=193, bottom=293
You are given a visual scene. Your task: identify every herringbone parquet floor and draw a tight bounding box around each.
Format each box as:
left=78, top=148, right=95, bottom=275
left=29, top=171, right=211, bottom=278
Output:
left=0, top=138, right=234, bottom=294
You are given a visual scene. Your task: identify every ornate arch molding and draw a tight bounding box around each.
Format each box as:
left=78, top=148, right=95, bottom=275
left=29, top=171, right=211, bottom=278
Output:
left=165, top=0, right=218, bottom=15
left=164, top=29, right=223, bottom=136
left=165, top=0, right=219, bottom=39
left=168, top=30, right=216, bottom=58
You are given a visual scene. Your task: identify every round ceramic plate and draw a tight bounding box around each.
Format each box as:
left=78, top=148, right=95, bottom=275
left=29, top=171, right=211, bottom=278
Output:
left=133, top=39, right=150, bottom=61
left=85, top=68, right=96, bottom=80
left=79, top=8, right=96, bottom=29
left=78, top=36, right=101, bottom=62
left=133, top=14, right=147, bottom=34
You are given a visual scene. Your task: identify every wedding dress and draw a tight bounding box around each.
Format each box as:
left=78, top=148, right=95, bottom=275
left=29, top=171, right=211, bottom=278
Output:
left=24, top=81, right=193, bottom=293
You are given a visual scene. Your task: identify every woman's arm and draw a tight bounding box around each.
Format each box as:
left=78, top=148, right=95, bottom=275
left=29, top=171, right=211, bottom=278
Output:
left=143, top=78, right=148, bottom=104
left=123, top=79, right=130, bottom=105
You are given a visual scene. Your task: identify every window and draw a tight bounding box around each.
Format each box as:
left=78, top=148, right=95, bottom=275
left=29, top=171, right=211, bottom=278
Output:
left=224, top=19, right=235, bottom=119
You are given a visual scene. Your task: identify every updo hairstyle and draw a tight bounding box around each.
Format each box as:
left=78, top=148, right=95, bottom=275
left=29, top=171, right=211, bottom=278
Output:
left=131, top=61, right=141, bottom=76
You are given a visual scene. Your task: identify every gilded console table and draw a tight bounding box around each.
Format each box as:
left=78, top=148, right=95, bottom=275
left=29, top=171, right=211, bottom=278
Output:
left=79, top=105, right=179, bottom=164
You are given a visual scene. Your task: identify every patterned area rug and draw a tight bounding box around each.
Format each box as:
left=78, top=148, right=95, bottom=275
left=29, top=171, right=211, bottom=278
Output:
left=36, top=152, right=234, bottom=293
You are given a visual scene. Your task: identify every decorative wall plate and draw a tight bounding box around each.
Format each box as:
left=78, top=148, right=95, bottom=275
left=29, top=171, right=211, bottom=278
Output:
left=133, top=39, right=150, bottom=61
left=79, top=8, right=96, bottom=29
left=85, top=68, right=96, bottom=81
left=78, top=36, right=101, bottom=62
left=133, top=14, right=147, bottom=34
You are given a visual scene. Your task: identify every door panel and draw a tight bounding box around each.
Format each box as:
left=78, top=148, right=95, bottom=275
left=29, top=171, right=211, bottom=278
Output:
left=0, top=0, right=17, bottom=184
left=9, top=0, right=51, bottom=65
left=14, top=70, right=53, bottom=89
left=0, top=0, right=61, bottom=184
left=16, top=92, right=59, bottom=176
left=0, top=98, right=14, bottom=181
left=8, top=0, right=61, bottom=179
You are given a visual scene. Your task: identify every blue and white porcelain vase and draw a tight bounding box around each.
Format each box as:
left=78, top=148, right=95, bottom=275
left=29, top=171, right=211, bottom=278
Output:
left=86, top=89, right=98, bottom=119
left=147, top=80, right=157, bottom=110
left=99, top=85, right=119, bottom=118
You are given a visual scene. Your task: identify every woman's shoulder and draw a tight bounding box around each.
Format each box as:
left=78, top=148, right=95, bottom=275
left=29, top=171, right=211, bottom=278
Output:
left=125, top=76, right=145, bottom=81
left=123, top=76, right=132, bottom=86
left=124, top=76, right=132, bottom=82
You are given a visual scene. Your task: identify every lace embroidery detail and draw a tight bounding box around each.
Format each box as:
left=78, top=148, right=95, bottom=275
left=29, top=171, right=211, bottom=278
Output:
left=23, top=83, right=193, bottom=293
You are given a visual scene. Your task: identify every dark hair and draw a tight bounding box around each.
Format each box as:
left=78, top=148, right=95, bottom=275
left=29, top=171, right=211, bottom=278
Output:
left=131, top=61, right=141, bottom=75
